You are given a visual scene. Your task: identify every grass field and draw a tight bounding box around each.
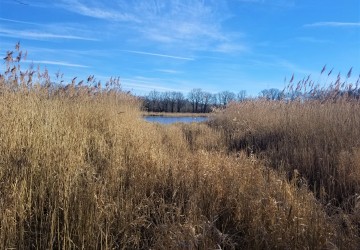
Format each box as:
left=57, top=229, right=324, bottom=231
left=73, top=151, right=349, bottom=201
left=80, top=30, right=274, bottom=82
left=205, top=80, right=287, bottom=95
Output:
left=0, top=45, right=359, bottom=249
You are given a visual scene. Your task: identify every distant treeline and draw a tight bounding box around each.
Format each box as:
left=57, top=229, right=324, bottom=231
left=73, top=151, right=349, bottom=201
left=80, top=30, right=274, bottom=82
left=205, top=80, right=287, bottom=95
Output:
left=141, top=89, right=247, bottom=113
left=142, top=67, right=360, bottom=113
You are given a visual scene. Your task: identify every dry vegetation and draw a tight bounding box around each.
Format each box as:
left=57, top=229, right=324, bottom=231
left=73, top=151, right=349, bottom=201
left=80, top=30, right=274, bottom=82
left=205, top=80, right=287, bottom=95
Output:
left=0, top=44, right=359, bottom=249
left=210, top=98, right=360, bottom=248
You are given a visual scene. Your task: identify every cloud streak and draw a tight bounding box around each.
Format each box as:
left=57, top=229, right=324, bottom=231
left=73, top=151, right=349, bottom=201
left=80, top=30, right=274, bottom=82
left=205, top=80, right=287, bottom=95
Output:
left=121, top=77, right=187, bottom=92
left=25, top=60, right=90, bottom=68
left=0, top=27, right=99, bottom=41
left=304, top=22, right=360, bottom=28
left=156, top=69, right=182, bottom=74
left=236, top=0, right=295, bottom=7
left=249, top=56, right=314, bottom=75
left=121, top=50, right=194, bottom=61
left=60, top=0, right=139, bottom=22
left=0, top=17, right=40, bottom=25
left=2, top=0, right=57, bottom=8
left=295, top=36, right=331, bottom=44
left=213, top=42, right=249, bottom=53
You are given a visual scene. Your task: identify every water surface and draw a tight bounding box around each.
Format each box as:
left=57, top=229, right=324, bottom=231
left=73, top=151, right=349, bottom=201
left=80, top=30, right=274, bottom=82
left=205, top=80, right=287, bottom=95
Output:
left=144, top=116, right=208, bottom=125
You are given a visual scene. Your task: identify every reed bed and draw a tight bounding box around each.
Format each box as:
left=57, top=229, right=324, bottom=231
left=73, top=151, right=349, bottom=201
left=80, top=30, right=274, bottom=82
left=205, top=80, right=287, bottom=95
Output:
left=0, top=44, right=357, bottom=249
left=210, top=98, right=360, bottom=246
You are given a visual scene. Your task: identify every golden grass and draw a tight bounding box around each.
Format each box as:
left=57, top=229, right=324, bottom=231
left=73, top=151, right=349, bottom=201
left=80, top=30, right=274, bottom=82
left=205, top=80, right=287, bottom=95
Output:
left=0, top=84, right=346, bottom=249
left=0, top=45, right=358, bottom=248
left=211, top=99, right=360, bottom=245
left=0, top=91, right=343, bottom=248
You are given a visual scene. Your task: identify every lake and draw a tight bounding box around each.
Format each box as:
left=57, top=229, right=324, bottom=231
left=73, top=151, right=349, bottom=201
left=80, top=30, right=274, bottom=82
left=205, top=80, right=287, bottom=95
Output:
left=144, top=116, right=209, bottom=125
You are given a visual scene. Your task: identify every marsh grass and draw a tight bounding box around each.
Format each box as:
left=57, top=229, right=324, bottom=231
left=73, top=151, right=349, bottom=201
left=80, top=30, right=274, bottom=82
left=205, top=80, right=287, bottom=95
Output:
left=211, top=97, right=360, bottom=247
left=212, top=100, right=360, bottom=203
left=0, top=44, right=358, bottom=249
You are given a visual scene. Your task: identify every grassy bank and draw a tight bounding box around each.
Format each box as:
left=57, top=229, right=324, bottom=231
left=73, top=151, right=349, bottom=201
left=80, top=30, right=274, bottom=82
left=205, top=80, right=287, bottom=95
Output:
left=0, top=46, right=359, bottom=248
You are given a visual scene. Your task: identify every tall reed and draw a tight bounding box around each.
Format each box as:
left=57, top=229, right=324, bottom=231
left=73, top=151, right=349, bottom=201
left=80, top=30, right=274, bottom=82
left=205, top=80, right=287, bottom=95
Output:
left=0, top=44, right=357, bottom=249
left=210, top=97, right=360, bottom=246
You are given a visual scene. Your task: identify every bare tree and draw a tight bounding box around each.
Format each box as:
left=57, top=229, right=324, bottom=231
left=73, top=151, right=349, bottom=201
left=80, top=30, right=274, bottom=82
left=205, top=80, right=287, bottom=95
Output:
left=201, top=91, right=212, bottom=113
left=188, top=88, right=203, bottom=112
left=161, top=92, right=171, bottom=112
left=174, top=92, right=185, bottom=112
left=237, top=90, right=247, bottom=102
left=148, top=90, right=160, bottom=111
left=218, top=91, right=236, bottom=106
left=260, top=88, right=282, bottom=100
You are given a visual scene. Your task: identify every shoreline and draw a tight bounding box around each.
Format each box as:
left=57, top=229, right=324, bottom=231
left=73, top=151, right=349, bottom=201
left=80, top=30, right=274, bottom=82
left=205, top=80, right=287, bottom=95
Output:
left=142, top=112, right=212, bottom=117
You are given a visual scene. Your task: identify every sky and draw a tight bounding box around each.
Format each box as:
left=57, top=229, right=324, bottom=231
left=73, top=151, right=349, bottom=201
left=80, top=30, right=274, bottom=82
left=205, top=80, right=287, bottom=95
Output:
left=0, top=0, right=359, bottom=96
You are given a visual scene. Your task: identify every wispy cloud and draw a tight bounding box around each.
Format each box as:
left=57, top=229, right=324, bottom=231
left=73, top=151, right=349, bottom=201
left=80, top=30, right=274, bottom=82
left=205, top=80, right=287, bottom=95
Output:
left=122, top=82, right=179, bottom=92
left=121, top=50, right=194, bottom=61
left=156, top=69, right=182, bottom=74
left=295, top=36, right=331, bottom=44
left=2, top=0, right=58, bottom=8
left=236, top=0, right=295, bottom=7
left=132, top=1, right=231, bottom=49
left=24, top=60, right=89, bottom=68
left=0, top=27, right=99, bottom=41
left=60, top=0, right=139, bottom=22
left=0, top=17, right=39, bottom=26
left=249, top=56, right=314, bottom=75
left=24, top=47, right=108, bottom=58
left=276, top=59, right=314, bottom=75
left=0, top=15, right=100, bottom=42
left=121, top=77, right=189, bottom=93
left=304, top=22, right=360, bottom=28
left=236, top=0, right=265, bottom=3
left=59, top=0, right=245, bottom=54
left=213, top=42, right=249, bottom=53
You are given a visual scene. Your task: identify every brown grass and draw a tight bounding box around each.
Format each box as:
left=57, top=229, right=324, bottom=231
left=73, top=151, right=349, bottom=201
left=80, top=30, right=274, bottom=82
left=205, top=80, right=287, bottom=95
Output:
left=0, top=44, right=358, bottom=249
left=210, top=99, right=360, bottom=246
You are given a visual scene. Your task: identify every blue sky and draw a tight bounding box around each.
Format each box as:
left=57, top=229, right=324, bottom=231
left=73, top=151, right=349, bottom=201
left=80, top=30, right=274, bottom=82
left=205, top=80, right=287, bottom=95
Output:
left=0, top=0, right=359, bottom=96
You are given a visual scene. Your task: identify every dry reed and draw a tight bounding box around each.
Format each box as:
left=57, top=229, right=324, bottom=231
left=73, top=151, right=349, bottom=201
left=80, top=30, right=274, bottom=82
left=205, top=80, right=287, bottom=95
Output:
left=0, top=44, right=357, bottom=249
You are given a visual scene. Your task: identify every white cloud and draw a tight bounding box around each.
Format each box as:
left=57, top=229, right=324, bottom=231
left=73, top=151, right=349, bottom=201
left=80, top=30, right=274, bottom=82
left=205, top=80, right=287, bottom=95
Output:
left=1, top=0, right=52, bottom=8
left=0, top=17, right=39, bottom=26
left=156, top=69, right=182, bottom=74
left=295, top=37, right=331, bottom=44
left=0, top=27, right=98, bottom=41
left=121, top=50, right=194, bottom=61
left=60, top=0, right=139, bottom=22
left=236, top=0, right=295, bottom=7
left=213, top=42, right=249, bottom=53
left=249, top=56, right=314, bottom=75
left=236, top=0, right=265, bottom=3
left=304, top=22, right=360, bottom=28
left=0, top=15, right=100, bottom=42
left=275, top=59, right=313, bottom=75
left=28, top=60, right=90, bottom=68
left=59, top=0, right=245, bottom=53
left=121, top=77, right=189, bottom=92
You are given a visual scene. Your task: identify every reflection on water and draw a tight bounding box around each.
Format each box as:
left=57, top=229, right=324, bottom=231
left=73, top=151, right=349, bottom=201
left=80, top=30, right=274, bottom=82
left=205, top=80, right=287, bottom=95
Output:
left=144, top=116, right=208, bottom=125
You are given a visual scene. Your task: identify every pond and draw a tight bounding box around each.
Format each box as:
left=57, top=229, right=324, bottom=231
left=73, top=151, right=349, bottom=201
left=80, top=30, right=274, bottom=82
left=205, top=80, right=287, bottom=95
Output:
left=144, top=116, right=209, bottom=125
